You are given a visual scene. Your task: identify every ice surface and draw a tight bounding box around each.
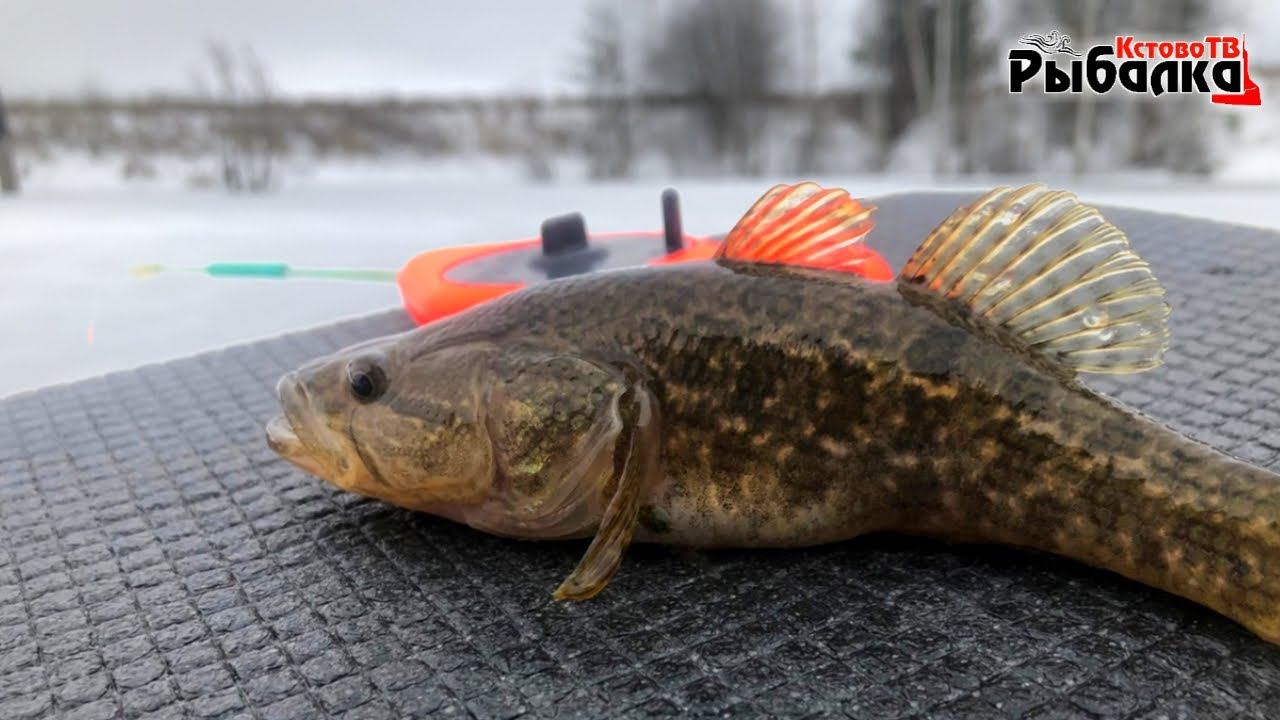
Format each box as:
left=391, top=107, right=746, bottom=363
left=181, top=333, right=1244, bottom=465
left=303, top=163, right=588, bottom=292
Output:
left=3, top=161, right=1280, bottom=397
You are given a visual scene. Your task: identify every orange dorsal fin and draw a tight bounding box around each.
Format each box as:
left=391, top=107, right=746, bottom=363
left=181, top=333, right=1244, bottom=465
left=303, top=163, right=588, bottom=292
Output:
left=716, top=182, right=889, bottom=280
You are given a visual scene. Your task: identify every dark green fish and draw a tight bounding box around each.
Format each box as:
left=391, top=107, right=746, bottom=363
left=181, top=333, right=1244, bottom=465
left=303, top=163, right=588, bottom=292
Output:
left=267, top=183, right=1280, bottom=643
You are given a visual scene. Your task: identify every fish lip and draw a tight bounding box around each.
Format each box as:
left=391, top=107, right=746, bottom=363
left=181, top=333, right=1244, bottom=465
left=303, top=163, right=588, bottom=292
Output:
left=266, top=373, right=329, bottom=477
left=265, top=414, right=302, bottom=456
left=269, top=373, right=305, bottom=449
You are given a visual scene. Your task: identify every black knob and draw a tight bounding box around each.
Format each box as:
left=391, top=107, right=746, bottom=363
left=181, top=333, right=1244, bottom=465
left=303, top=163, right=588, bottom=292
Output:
left=540, top=213, right=588, bottom=256
left=661, top=188, right=684, bottom=253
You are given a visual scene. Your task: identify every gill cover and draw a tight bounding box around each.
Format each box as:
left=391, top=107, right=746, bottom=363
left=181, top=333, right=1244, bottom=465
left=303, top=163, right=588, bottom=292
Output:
left=900, top=185, right=1171, bottom=374
left=483, top=350, right=663, bottom=601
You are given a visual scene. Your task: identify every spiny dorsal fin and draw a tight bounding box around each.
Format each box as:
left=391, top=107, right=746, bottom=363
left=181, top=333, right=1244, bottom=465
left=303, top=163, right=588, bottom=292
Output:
left=717, top=183, right=892, bottom=280
left=900, top=184, right=1170, bottom=374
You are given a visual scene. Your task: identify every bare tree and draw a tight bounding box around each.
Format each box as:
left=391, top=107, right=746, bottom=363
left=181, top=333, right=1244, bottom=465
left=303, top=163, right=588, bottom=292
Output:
left=1032, top=0, right=1217, bottom=175
left=520, top=98, right=555, bottom=182
left=1041, top=0, right=1115, bottom=175
left=949, top=1, right=997, bottom=173
left=853, top=0, right=997, bottom=172
left=77, top=82, right=114, bottom=159
left=792, top=0, right=823, bottom=174
left=575, top=1, right=634, bottom=178
left=1124, top=0, right=1216, bottom=175
left=853, top=0, right=933, bottom=157
left=0, top=91, right=17, bottom=194
left=204, top=41, right=282, bottom=192
left=647, top=0, right=783, bottom=174
left=1071, top=0, right=1102, bottom=175
left=932, top=0, right=954, bottom=174
left=902, top=1, right=933, bottom=118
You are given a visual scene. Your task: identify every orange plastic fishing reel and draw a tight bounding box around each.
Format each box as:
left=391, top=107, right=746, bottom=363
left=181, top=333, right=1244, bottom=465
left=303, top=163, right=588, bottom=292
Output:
left=398, top=189, right=721, bottom=325
left=397, top=188, right=890, bottom=325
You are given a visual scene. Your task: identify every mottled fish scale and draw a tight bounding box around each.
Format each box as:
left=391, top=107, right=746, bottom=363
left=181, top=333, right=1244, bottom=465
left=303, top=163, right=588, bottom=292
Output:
left=270, top=183, right=1280, bottom=643
left=434, top=261, right=1280, bottom=637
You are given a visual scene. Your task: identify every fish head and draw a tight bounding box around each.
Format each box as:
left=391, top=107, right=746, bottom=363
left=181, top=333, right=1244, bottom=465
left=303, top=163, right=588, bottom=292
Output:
left=266, top=334, right=502, bottom=515
left=267, top=330, right=625, bottom=536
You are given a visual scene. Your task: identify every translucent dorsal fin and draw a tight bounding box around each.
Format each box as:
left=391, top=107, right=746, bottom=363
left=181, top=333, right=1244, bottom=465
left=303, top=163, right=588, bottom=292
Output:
left=717, top=183, right=892, bottom=280
left=899, top=185, right=1171, bottom=374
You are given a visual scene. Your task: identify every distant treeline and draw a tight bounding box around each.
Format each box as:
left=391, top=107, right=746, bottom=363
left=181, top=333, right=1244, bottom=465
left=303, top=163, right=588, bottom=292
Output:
left=7, top=91, right=878, bottom=171
left=2, top=0, right=1244, bottom=189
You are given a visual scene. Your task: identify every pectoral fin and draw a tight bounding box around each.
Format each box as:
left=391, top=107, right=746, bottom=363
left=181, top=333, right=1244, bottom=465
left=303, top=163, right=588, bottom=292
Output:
left=553, top=382, right=661, bottom=601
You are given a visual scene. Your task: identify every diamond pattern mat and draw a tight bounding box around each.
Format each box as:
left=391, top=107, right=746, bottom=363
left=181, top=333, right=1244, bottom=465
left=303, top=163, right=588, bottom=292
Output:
left=2, top=192, right=1280, bottom=719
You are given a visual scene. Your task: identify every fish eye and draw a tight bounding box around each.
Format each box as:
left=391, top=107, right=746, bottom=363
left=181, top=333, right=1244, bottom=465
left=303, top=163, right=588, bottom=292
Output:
left=346, top=359, right=387, bottom=403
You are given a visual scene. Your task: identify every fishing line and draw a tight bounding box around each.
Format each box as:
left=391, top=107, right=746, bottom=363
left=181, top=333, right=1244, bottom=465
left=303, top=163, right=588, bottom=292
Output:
left=130, top=262, right=398, bottom=283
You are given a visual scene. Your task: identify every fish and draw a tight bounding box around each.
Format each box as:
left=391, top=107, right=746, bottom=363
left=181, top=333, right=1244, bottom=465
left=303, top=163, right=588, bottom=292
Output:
left=267, top=183, right=1280, bottom=643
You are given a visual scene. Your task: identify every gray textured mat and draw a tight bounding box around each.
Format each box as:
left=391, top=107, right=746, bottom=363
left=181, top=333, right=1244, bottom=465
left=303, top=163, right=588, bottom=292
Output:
left=3, top=192, right=1280, bottom=719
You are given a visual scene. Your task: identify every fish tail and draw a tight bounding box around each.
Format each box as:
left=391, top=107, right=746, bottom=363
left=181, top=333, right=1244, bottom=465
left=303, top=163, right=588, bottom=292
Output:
left=906, top=400, right=1280, bottom=642
left=1126, top=437, right=1280, bottom=642
left=1017, top=425, right=1280, bottom=642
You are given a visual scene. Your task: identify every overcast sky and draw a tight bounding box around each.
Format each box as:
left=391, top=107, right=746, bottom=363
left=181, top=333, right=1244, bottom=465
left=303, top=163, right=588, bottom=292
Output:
left=2, top=0, right=596, bottom=97
left=2, top=1, right=1275, bottom=99
left=0, top=0, right=865, bottom=98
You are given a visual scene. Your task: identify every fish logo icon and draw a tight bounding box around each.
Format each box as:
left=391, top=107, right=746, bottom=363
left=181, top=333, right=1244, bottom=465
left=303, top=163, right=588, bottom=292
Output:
left=1020, top=31, right=1083, bottom=57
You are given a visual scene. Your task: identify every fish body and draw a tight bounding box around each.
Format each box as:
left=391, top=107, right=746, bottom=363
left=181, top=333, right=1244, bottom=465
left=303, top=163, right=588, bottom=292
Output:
left=268, top=183, right=1280, bottom=643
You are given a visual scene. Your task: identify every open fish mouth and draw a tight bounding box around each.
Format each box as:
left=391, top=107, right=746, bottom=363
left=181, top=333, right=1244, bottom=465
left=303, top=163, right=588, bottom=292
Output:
left=266, top=375, right=331, bottom=478
left=266, top=414, right=301, bottom=455
left=267, top=412, right=331, bottom=477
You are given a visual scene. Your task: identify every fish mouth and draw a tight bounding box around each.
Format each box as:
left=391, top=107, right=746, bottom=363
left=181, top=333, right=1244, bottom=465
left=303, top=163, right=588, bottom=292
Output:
left=266, top=414, right=302, bottom=456
left=266, top=374, right=330, bottom=478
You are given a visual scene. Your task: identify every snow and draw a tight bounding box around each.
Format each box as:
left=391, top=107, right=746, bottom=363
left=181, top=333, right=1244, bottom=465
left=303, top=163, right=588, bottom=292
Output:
left=1216, top=102, right=1280, bottom=183
left=3, top=161, right=1280, bottom=399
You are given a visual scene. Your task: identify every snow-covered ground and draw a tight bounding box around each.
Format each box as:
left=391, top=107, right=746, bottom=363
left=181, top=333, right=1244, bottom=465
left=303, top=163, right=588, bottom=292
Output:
left=3, top=160, right=1280, bottom=398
